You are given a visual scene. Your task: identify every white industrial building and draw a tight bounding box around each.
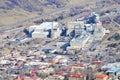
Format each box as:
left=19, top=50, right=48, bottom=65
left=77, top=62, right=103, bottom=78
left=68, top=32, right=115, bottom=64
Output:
left=29, top=22, right=61, bottom=39
left=34, top=22, right=59, bottom=31
left=32, top=31, right=48, bottom=38
left=94, top=22, right=110, bottom=40
left=67, top=21, right=85, bottom=35
left=67, top=34, right=90, bottom=50
left=85, top=24, right=95, bottom=32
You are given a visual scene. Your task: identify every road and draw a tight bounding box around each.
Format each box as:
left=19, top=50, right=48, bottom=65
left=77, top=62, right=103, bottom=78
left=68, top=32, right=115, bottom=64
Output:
left=0, top=0, right=101, bottom=31
left=5, top=27, right=24, bottom=33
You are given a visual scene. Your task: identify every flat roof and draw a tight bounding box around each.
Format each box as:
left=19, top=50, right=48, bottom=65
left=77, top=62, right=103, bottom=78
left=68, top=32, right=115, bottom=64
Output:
left=35, top=22, right=59, bottom=30
left=41, top=41, right=57, bottom=50
left=71, top=34, right=89, bottom=42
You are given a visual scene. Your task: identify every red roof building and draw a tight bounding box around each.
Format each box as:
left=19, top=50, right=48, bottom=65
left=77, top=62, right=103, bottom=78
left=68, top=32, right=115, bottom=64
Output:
left=69, top=73, right=86, bottom=80
left=95, top=74, right=112, bottom=80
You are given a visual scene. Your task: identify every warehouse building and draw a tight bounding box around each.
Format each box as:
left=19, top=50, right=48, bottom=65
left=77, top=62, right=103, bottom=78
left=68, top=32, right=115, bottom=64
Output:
left=67, top=34, right=90, bottom=50
left=29, top=22, right=61, bottom=39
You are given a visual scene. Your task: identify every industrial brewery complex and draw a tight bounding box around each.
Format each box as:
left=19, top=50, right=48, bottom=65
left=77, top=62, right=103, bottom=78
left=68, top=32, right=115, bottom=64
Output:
left=0, top=12, right=120, bottom=80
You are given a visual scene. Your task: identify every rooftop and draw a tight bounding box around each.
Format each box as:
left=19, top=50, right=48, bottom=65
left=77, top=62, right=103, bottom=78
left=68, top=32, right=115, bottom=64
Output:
left=71, top=34, right=89, bottom=42
left=70, top=73, right=86, bottom=78
left=95, top=74, right=108, bottom=79
left=35, top=22, right=59, bottom=30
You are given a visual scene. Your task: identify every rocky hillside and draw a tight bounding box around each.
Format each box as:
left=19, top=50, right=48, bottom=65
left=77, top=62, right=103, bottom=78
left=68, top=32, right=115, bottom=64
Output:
left=0, top=0, right=69, bottom=12
left=114, top=0, right=120, bottom=4
left=0, top=0, right=120, bottom=28
left=0, top=0, right=120, bottom=12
